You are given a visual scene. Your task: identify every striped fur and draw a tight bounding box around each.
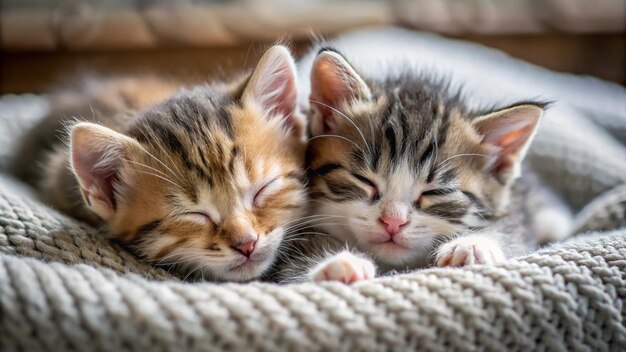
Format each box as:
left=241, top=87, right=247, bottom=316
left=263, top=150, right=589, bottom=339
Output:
left=14, top=46, right=308, bottom=282
left=272, top=48, right=571, bottom=282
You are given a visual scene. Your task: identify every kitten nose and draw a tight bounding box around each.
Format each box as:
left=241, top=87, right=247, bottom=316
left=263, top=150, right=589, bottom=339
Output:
left=379, top=216, right=408, bottom=236
left=234, top=240, right=256, bottom=257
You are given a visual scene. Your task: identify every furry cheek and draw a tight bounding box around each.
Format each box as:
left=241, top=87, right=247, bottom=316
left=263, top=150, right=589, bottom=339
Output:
left=309, top=197, right=373, bottom=242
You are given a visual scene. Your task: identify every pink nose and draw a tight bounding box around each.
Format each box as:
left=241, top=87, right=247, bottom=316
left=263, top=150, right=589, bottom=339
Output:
left=234, top=240, right=256, bottom=257
left=379, top=216, right=408, bottom=236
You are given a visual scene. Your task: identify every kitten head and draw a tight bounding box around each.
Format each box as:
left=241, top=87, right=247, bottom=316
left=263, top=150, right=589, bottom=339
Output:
left=306, top=49, right=543, bottom=268
left=69, top=46, right=307, bottom=281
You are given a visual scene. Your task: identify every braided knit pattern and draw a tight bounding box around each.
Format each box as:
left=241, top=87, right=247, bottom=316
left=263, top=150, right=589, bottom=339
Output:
left=2, top=30, right=626, bottom=351
left=1, top=229, right=625, bottom=351
left=0, top=175, right=171, bottom=281
left=574, top=185, right=626, bottom=234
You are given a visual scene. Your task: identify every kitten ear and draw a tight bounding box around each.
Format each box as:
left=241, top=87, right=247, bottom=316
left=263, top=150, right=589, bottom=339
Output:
left=310, top=49, right=371, bottom=135
left=241, top=45, right=299, bottom=130
left=473, top=104, right=544, bottom=183
left=70, top=122, right=138, bottom=221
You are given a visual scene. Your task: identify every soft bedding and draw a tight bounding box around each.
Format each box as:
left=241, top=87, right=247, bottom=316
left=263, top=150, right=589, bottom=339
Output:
left=1, top=28, right=625, bottom=351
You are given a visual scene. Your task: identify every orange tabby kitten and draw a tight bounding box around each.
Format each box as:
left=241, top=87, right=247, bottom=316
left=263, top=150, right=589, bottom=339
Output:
left=13, top=46, right=308, bottom=282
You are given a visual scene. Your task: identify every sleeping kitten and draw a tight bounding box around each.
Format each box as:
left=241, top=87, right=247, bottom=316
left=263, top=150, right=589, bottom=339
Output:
left=12, top=46, right=308, bottom=282
left=274, top=48, right=571, bottom=283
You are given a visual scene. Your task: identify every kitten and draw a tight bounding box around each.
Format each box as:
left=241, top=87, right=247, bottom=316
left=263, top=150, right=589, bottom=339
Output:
left=273, top=48, right=571, bottom=283
left=12, top=46, right=308, bottom=282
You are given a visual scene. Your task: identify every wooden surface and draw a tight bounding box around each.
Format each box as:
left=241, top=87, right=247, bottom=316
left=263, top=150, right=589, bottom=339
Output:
left=1, top=33, right=624, bottom=95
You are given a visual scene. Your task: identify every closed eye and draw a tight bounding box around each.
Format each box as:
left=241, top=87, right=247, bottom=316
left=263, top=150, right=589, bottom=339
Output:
left=415, top=188, right=456, bottom=208
left=184, top=211, right=213, bottom=224
left=421, top=188, right=456, bottom=197
left=351, top=173, right=380, bottom=201
left=253, top=178, right=279, bottom=207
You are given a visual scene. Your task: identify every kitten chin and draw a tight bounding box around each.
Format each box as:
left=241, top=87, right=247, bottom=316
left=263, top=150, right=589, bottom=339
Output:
left=14, top=45, right=309, bottom=282
left=272, top=47, right=571, bottom=283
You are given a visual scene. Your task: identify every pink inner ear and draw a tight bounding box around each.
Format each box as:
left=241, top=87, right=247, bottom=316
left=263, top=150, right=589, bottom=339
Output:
left=477, top=112, right=539, bottom=174
left=482, top=118, right=534, bottom=150
left=253, top=56, right=298, bottom=127
left=312, top=61, right=353, bottom=107
left=310, top=71, right=339, bottom=134
left=496, top=125, right=534, bottom=154
left=311, top=59, right=353, bottom=133
left=310, top=53, right=370, bottom=135
left=72, top=146, right=119, bottom=210
left=266, top=65, right=297, bottom=119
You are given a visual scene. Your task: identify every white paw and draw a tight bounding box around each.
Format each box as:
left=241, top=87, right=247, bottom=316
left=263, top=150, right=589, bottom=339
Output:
left=311, top=252, right=376, bottom=284
left=436, top=235, right=505, bottom=267
left=533, top=207, right=573, bottom=244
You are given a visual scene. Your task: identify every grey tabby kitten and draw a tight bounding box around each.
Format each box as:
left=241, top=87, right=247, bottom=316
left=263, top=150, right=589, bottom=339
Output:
left=273, top=47, right=571, bottom=283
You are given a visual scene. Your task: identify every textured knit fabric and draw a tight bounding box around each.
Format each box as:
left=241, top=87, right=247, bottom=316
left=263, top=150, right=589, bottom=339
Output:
left=1, top=29, right=626, bottom=351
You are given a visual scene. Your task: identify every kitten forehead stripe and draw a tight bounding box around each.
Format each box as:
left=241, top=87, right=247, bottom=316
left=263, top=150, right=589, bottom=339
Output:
left=313, top=163, right=342, bottom=176
left=423, top=200, right=469, bottom=220
left=135, top=219, right=163, bottom=238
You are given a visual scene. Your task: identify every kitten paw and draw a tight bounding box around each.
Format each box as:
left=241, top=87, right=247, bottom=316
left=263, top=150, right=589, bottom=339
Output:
left=436, top=235, right=505, bottom=267
left=533, top=207, right=573, bottom=244
left=311, top=252, right=376, bottom=284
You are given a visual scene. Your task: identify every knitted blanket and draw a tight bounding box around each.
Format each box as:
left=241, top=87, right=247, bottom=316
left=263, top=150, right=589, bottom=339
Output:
left=1, top=28, right=626, bottom=351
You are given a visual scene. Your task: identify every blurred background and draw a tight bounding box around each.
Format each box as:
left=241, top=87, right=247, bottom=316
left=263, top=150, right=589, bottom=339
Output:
left=1, top=0, right=624, bottom=94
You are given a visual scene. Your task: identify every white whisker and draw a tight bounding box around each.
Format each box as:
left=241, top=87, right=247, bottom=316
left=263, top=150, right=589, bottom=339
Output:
left=437, top=153, right=490, bottom=168
left=135, top=126, right=185, bottom=183
left=307, top=134, right=365, bottom=154
left=124, top=159, right=176, bottom=180
left=128, top=168, right=183, bottom=189
left=309, top=99, right=371, bottom=154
